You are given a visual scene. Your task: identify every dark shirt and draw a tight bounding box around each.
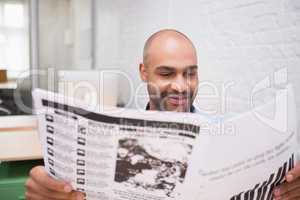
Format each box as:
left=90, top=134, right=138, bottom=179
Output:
left=145, top=103, right=196, bottom=113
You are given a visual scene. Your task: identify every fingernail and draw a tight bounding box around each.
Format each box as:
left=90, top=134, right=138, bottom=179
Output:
left=273, top=188, right=280, bottom=196
left=286, top=174, right=294, bottom=182
left=77, top=193, right=84, bottom=200
left=64, top=185, right=72, bottom=193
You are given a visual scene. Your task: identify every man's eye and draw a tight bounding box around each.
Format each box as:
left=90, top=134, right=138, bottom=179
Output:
left=185, top=71, right=196, bottom=77
left=159, top=72, right=172, bottom=77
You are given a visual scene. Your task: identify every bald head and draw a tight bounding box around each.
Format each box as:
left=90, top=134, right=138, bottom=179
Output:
left=143, top=29, right=197, bottom=66
left=139, top=29, right=199, bottom=112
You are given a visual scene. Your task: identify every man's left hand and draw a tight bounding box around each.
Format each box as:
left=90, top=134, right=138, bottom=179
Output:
left=273, top=162, right=300, bottom=200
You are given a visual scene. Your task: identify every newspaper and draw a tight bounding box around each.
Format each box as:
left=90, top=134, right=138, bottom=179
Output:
left=180, top=84, right=299, bottom=200
left=33, top=89, right=202, bottom=200
left=32, top=86, right=298, bottom=200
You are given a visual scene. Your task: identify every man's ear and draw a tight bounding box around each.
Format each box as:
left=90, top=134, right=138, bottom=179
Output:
left=139, top=63, right=147, bottom=82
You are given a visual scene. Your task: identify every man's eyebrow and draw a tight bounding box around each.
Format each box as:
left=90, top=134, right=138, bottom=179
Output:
left=186, top=65, right=198, bottom=70
left=156, top=65, right=198, bottom=70
left=155, top=66, right=175, bottom=71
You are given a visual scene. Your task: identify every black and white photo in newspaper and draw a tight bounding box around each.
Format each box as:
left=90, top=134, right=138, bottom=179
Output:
left=33, top=89, right=201, bottom=200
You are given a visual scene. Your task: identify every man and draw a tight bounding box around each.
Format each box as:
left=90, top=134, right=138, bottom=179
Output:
left=25, top=29, right=300, bottom=200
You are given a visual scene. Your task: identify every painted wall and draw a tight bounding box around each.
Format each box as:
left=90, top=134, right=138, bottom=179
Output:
left=38, top=0, right=92, bottom=90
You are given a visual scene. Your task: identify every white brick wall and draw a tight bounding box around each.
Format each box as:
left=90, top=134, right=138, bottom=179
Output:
left=171, top=0, right=299, bottom=101
left=95, top=0, right=300, bottom=126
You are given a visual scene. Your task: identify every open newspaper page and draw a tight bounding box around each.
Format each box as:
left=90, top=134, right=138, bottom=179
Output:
left=180, top=84, right=299, bottom=200
left=33, top=84, right=298, bottom=200
left=32, top=89, right=202, bottom=200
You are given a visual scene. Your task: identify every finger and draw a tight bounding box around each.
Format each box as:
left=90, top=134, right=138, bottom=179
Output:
left=74, top=192, right=85, bottom=200
left=274, top=187, right=300, bottom=200
left=286, top=162, right=300, bottom=182
left=25, top=189, right=43, bottom=200
left=25, top=189, right=54, bottom=200
left=26, top=190, right=83, bottom=200
left=29, top=166, right=72, bottom=193
left=25, top=178, right=80, bottom=200
left=274, top=178, right=300, bottom=196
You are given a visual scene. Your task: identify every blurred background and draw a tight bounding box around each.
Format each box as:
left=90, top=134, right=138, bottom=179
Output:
left=0, top=1, right=299, bottom=199
left=0, top=0, right=299, bottom=114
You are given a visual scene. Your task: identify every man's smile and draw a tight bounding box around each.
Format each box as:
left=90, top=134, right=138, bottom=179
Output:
left=166, top=95, right=188, bottom=106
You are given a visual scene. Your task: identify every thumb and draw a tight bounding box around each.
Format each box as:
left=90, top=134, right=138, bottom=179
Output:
left=285, top=162, right=300, bottom=182
left=30, top=166, right=73, bottom=192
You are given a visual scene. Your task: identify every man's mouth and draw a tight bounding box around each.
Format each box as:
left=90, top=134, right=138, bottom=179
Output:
left=167, top=95, right=188, bottom=106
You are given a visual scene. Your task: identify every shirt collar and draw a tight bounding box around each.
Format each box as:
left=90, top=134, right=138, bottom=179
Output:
left=145, top=102, right=196, bottom=113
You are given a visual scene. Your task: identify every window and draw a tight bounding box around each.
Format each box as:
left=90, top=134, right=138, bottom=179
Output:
left=0, top=0, right=29, bottom=78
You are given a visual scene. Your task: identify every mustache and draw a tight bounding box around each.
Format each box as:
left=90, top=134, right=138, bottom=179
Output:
left=160, top=91, right=193, bottom=99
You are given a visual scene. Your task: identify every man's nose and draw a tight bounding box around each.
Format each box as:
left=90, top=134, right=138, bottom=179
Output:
left=170, top=75, right=187, bottom=93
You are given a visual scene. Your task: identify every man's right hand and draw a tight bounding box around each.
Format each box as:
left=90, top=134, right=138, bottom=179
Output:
left=25, top=166, right=85, bottom=200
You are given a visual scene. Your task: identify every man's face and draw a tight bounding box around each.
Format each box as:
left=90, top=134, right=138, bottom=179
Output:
left=140, top=37, right=198, bottom=112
